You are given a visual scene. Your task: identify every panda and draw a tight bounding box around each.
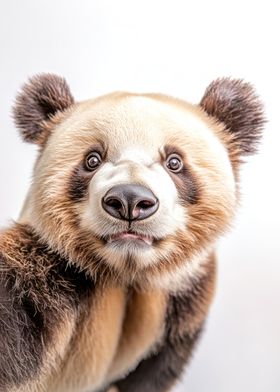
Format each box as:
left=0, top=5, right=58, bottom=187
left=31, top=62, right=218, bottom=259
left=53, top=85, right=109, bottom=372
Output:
left=0, top=74, right=264, bottom=392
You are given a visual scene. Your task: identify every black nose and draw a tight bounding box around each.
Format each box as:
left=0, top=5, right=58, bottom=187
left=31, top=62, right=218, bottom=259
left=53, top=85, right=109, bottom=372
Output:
left=102, top=184, right=159, bottom=221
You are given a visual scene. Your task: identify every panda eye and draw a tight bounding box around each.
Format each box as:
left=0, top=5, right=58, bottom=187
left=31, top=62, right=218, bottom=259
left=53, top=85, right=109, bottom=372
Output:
left=166, top=154, right=183, bottom=173
left=85, top=152, right=102, bottom=171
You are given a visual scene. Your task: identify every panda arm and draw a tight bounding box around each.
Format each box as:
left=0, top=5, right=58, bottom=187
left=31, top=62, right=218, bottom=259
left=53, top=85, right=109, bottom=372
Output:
left=0, top=256, right=45, bottom=390
left=115, top=326, right=202, bottom=392
left=115, top=255, right=216, bottom=392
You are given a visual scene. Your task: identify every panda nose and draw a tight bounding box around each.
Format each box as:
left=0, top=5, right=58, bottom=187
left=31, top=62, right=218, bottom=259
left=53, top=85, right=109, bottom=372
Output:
left=102, top=184, right=159, bottom=221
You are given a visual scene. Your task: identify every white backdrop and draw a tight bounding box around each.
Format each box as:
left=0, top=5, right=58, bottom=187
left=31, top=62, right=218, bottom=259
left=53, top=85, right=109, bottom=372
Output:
left=0, top=1, right=279, bottom=391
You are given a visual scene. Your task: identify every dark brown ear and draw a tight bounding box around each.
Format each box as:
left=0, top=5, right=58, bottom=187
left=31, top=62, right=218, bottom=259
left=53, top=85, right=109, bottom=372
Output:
left=13, top=73, right=74, bottom=144
left=200, top=78, right=265, bottom=155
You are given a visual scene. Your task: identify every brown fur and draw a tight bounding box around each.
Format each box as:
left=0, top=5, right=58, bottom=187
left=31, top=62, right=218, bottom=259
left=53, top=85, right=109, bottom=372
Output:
left=108, top=290, right=167, bottom=382
left=0, top=74, right=264, bottom=391
left=115, top=254, right=216, bottom=392
left=0, top=225, right=167, bottom=391
left=48, top=286, right=127, bottom=392
left=0, top=224, right=90, bottom=391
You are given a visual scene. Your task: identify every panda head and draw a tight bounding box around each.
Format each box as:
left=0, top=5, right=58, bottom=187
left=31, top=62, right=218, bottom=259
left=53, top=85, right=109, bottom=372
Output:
left=14, top=74, right=264, bottom=290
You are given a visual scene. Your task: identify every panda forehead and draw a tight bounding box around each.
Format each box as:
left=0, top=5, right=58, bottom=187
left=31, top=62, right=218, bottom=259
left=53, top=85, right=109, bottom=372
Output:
left=50, top=94, right=222, bottom=155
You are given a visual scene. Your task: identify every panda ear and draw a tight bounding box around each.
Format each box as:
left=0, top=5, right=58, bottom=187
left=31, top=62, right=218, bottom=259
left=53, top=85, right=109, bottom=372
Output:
left=13, top=73, right=74, bottom=145
left=200, top=78, right=265, bottom=155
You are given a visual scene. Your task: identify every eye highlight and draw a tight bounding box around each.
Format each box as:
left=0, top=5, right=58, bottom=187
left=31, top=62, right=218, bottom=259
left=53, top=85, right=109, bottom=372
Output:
left=85, top=152, right=102, bottom=171
left=166, top=154, right=183, bottom=173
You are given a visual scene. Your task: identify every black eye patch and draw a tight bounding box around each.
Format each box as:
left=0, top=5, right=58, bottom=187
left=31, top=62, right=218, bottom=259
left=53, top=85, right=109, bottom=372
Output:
left=68, top=165, right=93, bottom=202
left=163, top=144, right=199, bottom=205
left=173, top=165, right=200, bottom=205
left=68, top=143, right=106, bottom=202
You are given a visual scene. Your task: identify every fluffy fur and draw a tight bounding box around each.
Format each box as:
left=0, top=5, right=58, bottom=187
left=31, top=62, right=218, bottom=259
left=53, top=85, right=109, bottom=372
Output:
left=200, top=77, right=265, bottom=155
left=0, top=74, right=265, bottom=392
left=13, top=73, right=74, bottom=144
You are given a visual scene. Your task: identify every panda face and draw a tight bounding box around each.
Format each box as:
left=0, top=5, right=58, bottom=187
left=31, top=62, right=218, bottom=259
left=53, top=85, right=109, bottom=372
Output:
left=16, top=75, right=264, bottom=290
left=19, top=92, right=236, bottom=288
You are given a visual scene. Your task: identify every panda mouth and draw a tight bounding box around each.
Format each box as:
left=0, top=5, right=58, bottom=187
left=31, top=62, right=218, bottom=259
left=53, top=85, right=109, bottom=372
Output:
left=107, top=231, right=153, bottom=246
